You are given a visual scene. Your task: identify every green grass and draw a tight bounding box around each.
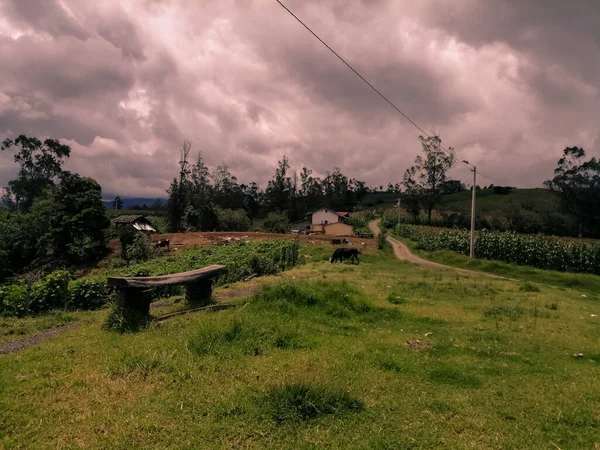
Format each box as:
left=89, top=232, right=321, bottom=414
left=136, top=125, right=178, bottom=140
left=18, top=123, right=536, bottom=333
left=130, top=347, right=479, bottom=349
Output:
left=1, top=243, right=599, bottom=448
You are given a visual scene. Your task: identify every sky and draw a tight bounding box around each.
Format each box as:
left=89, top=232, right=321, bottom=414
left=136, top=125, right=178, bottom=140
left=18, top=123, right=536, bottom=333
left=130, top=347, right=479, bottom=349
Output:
left=0, top=0, right=599, bottom=198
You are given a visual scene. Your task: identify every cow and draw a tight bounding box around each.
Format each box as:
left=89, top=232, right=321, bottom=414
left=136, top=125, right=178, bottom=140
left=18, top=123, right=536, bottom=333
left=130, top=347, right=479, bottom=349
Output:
left=154, top=239, right=170, bottom=251
left=330, top=247, right=360, bottom=264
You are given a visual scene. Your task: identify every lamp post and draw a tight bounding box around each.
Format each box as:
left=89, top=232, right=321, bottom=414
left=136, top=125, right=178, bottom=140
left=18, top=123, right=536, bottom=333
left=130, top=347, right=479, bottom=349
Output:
left=463, top=160, right=476, bottom=258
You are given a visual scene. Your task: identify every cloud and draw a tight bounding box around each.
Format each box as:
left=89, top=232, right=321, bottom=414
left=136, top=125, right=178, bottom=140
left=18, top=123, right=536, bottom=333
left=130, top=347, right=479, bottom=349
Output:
left=0, top=0, right=599, bottom=198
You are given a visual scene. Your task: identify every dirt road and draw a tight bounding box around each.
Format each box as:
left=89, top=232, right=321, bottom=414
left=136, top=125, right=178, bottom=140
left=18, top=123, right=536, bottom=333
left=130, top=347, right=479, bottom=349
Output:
left=369, top=220, right=516, bottom=280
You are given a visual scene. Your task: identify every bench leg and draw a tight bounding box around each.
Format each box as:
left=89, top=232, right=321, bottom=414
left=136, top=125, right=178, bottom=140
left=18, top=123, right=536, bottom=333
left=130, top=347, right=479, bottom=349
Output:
left=120, top=288, right=152, bottom=316
left=185, top=280, right=214, bottom=306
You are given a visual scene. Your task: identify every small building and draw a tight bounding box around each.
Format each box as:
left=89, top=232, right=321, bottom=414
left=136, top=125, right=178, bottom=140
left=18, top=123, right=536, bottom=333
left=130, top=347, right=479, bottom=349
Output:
left=112, top=215, right=157, bottom=233
left=288, top=208, right=351, bottom=234
left=288, top=218, right=312, bottom=233
left=323, top=222, right=353, bottom=236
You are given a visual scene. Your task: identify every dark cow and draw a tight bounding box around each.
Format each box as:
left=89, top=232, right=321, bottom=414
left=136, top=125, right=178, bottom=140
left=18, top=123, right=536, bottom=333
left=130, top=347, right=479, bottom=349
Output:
left=154, top=239, right=170, bottom=251
left=330, top=247, right=360, bottom=264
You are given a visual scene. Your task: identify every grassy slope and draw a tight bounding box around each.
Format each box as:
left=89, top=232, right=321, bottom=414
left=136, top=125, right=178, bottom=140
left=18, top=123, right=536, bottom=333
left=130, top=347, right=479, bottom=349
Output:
left=1, top=245, right=600, bottom=449
left=439, top=188, right=559, bottom=213
left=365, top=188, right=560, bottom=216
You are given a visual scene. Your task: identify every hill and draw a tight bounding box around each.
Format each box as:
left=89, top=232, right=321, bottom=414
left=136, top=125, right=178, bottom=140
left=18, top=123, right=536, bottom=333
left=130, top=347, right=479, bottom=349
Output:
left=438, top=188, right=559, bottom=213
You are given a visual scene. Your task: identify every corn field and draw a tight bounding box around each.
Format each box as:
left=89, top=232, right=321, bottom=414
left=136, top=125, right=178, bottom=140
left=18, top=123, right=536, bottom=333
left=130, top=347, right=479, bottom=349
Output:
left=395, top=224, right=600, bottom=275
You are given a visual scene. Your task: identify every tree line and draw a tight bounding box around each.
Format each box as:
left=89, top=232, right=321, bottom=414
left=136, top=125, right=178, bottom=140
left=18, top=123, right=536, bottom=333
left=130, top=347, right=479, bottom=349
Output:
left=1, top=133, right=598, bottom=282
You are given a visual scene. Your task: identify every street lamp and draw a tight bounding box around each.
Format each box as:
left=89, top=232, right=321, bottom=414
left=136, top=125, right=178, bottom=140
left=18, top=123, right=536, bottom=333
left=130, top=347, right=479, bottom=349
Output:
left=463, top=160, right=476, bottom=258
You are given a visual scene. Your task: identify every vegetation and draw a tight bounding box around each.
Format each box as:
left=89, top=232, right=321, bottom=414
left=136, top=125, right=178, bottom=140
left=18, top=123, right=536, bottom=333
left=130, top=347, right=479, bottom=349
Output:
left=0, top=135, right=110, bottom=282
left=544, top=146, right=600, bottom=238
left=1, top=238, right=299, bottom=317
left=395, top=223, right=600, bottom=275
left=1, top=242, right=599, bottom=448
left=403, top=135, right=455, bottom=222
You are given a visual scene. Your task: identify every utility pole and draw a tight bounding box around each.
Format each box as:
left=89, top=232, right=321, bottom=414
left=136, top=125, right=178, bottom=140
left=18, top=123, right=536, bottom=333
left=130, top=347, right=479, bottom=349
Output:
left=463, top=161, right=477, bottom=258
left=470, top=166, right=476, bottom=258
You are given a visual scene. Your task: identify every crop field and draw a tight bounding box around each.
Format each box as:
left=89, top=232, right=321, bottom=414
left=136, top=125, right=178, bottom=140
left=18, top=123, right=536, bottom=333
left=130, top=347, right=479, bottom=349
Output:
left=395, top=224, right=600, bottom=275
left=1, top=240, right=599, bottom=449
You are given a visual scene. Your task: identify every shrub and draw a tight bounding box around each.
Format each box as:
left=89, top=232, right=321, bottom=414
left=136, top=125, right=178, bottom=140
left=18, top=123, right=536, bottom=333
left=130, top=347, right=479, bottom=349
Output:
left=68, top=277, right=114, bottom=310
left=263, top=212, right=289, bottom=234
left=29, top=270, right=70, bottom=314
left=377, top=229, right=388, bottom=250
left=103, top=298, right=151, bottom=333
left=0, top=284, right=28, bottom=317
left=215, top=208, right=251, bottom=232
left=126, top=233, right=156, bottom=263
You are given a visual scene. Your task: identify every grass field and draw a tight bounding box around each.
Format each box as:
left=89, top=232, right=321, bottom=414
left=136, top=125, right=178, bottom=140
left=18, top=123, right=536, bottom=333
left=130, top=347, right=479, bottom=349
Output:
left=1, top=243, right=599, bottom=449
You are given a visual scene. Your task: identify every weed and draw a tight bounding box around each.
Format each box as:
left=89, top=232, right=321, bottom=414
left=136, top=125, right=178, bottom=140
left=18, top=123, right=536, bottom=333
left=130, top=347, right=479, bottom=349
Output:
left=103, top=300, right=151, bottom=333
left=545, top=302, right=559, bottom=310
left=256, top=382, right=363, bottom=424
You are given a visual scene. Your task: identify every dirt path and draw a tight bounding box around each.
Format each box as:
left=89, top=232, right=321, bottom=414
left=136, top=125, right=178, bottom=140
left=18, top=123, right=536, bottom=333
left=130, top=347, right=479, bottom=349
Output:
left=0, top=323, right=80, bottom=355
left=369, top=220, right=516, bottom=281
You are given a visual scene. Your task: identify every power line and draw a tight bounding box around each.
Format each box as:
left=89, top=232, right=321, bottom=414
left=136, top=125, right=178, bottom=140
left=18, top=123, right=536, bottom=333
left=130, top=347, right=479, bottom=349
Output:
left=275, top=0, right=471, bottom=170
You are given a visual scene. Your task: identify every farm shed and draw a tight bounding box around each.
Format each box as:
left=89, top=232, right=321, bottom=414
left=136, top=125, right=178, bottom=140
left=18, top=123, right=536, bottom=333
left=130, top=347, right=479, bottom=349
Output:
left=112, top=215, right=157, bottom=233
left=288, top=218, right=311, bottom=232
left=323, top=222, right=353, bottom=236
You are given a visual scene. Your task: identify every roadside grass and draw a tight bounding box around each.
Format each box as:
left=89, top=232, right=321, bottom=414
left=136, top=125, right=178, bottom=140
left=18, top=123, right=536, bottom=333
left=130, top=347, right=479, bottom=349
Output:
left=397, top=235, right=600, bottom=298
left=1, top=243, right=599, bottom=449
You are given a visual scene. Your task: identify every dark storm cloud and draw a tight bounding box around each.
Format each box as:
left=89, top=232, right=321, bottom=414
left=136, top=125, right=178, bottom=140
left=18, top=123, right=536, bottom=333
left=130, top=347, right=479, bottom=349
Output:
left=0, top=0, right=598, bottom=196
left=1, top=0, right=89, bottom=40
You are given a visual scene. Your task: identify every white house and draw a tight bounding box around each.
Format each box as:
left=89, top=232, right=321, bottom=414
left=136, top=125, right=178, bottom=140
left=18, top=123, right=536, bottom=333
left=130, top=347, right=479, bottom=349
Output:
left=288, top=209, right=350, bottom=233
left=312, top=209, right=343, bottom=226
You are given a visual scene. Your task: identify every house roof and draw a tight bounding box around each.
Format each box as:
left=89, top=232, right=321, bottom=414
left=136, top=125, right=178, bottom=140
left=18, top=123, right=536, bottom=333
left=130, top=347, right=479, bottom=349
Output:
left=112, top=215, right=145, bottom=224
left=112, top=215, right=157, bottom=232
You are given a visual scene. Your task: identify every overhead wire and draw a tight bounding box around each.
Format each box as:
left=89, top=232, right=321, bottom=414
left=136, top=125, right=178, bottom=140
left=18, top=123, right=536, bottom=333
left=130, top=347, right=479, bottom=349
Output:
left=275, top=0, right=472, bottom=170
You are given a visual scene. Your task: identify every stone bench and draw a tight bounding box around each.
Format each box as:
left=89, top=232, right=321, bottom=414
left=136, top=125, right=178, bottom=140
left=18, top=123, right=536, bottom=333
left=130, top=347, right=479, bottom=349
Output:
left=107, top=265, right=228, bottom=316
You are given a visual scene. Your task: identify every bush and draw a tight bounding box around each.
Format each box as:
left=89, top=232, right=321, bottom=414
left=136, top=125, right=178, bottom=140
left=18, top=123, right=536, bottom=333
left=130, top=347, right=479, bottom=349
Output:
left=263, top=212, right=289, bottom=234
left=29, top=270, right=70, bottom=314
left=103, top=298, right=151, bottom=333
left=0, top=284, right=28, bottom=317
left=377, top=229, right=388, bottom=250
left=215, top=208, right=251, bottom=232
left=126, top=233, right=156, bottom=263
left=68, top=277, right=114, bottom=310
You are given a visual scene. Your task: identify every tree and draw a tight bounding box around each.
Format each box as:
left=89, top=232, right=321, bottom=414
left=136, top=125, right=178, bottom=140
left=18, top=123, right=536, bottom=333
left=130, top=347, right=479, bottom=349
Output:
left=440, top=180, right=466, bottom=196
left=167, top=140, right=194, bottom=232
left=544, top=146, right=600, bottom=237
left=263, top=211, right=289, bottom=233
left=113, top=196, right=123, bottom=210
left=1, top=135, right=71, bottom=211
left=402, top=135, right=454, bottom=222
left=215, top=207, right=251, bottom=231
left=212, top=165, right=244, bottom=210
left=44, top=172, right=111, bottom=264
left=264, top=156, right=293, bottom=212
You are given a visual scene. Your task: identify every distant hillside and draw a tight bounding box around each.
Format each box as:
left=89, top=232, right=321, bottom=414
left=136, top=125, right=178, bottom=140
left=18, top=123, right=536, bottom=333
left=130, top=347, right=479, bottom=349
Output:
left=438, top=188, right=559, bottom=214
